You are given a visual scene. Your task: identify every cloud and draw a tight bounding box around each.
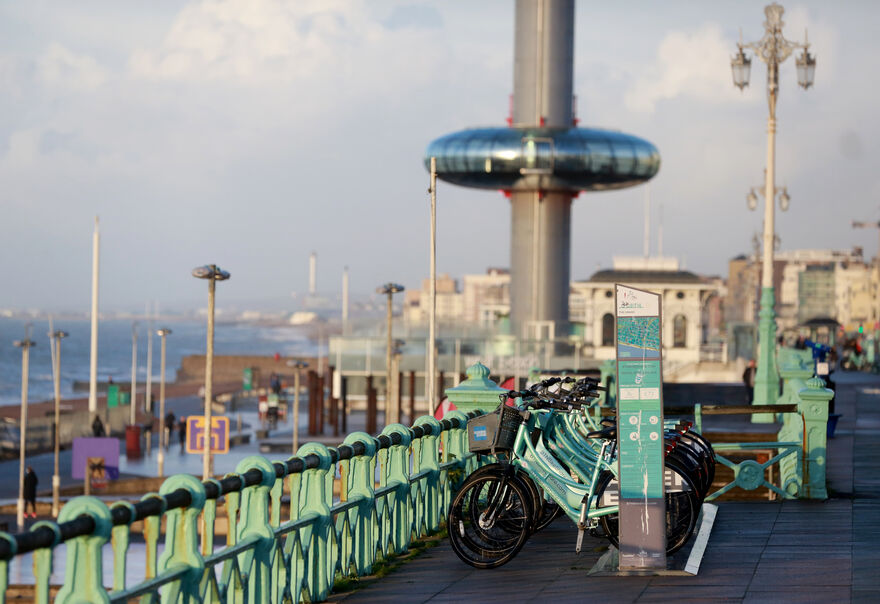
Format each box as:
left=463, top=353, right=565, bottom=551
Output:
left=38, top=42, right=107, bottom=89
left=624, top=24, right=745, bottom=114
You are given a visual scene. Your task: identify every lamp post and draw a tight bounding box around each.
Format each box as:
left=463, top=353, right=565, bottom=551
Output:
left=376, top=283, right=405, bottom=425
left=286, top=359, right=308, bottom=453
left=49, top=329, right=68, bottom=518
left=14, top=331, right=35, bottom=531
left=156, top=328, right=172, bottom=477
left=193, top=264, right=230, bottom=479
left=732, top=2, right=815, bottom=415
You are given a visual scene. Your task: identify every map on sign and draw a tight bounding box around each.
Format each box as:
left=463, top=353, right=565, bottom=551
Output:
left=617, top=316, right=661, bottom=359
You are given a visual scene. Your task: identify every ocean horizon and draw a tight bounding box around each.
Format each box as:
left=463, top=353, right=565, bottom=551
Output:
left=0, top=316, right=318, bottom=407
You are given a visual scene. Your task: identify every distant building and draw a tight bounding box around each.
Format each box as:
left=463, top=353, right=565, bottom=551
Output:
left=725, top=247, right=876, bottom=332
left=570, top=256, right=723, bottom=365
left=403, top=274, right=463, bottom=323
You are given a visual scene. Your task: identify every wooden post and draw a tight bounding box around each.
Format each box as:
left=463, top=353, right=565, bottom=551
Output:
left=317, top=374, right=325, bottom=435
left=409, top=371, right=416, bottom=425
left=341, top=376, right=348, bottom=433
left=436, top=371, right=445, bottom=412
left=307, top=370, right=318, bottom=435
left=397, top=371, right=403, bottom=426
left=366, top=375, right=376, bottom=435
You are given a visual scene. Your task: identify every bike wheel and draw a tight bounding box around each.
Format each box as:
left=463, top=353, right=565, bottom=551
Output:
left=595, top=461, right=700, bottom=556
left=448, top=469, right=533, bottom=569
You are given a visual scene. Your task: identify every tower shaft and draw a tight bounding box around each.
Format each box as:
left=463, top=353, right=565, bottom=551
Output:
left=510, top=0, right=575, bottom=335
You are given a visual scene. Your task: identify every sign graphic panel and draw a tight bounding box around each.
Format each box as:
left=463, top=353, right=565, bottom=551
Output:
left=185, top=416, right=230, bottom=454
left=615, top=284, right=666, bottom=569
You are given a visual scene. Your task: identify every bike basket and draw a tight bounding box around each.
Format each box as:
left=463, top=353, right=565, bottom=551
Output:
left=467, top=405, right=523, bottom=454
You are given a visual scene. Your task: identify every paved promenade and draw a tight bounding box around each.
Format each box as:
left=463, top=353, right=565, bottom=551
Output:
left=329, top=372, right=880, bottom=603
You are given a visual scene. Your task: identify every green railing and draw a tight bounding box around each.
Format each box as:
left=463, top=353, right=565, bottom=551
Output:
left=0, top=410, right=482, bottom=603
left=694, top=347, right=832, bottom=501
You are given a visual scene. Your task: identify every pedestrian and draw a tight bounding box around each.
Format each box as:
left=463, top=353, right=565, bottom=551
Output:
left=270, top=372, right=282, bottom=396
left=177, top=417, right=187, bottom=449
left=743, top=359, right=756, bottom=404
left=164, top=410, right=176, bottom=449
left=23, top=466, right=38, bottom=518
left=92, top=414, right=106, bottom=437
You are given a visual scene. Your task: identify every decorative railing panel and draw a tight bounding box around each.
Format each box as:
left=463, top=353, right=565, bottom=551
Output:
left=0, top=411, right=481, bottom=603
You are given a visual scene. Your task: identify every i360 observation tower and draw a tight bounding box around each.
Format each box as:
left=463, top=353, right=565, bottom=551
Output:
left=425, top=0, right=660, bottom=337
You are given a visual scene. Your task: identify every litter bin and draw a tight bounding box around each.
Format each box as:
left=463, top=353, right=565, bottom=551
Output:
left=125, top=425, right=142, bottom=458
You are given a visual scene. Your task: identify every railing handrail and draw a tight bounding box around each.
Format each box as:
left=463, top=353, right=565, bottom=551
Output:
left=0, top=412, right=478, bottom=563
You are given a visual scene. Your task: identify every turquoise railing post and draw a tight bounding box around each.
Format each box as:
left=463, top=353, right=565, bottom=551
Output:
left=290, top=443, right=335, bottom=602
left=201, top=479, right=222, bottom=559
left=30, top=520, right=61, bottom=604
left=777, top=347, right=813, bottom=422
left=55, top=496, right=113, bottom=603
left=797, top=377, right=832, bottom=499
left=379, top=423, right=413, bottom=556
left=0, top=532, right=15, bottom=599
left=412, top=416, right=443, bottom=536
left=445, top=363, right=506, bottom=414
left=157, top=474, right=206, bottom=603
left=109, top=501, right=136, bottom=592
left=339, top=432, right=377, bottom=577
left=139, top=493, right=165, bottom=582
left=441, top=410, right=471, bottom=505
left=233, top=456, right=277, bottom=603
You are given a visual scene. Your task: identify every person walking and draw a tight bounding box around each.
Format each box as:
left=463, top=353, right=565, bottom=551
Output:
left=23, top=466, right=38, bottom=519
left=164, top=410, right=176, bottom=449
left=92, top=414, right=106, bottom=437
left=743, top=359, right=757, bottom=404
left=177, top=417, right=187, bottom=450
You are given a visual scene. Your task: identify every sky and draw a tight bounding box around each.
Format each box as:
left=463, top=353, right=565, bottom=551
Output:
left=1, top=0, right=879, bottom=313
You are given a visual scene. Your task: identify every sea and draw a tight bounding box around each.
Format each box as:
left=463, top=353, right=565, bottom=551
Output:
left=0, top=316, right=319, bottom=407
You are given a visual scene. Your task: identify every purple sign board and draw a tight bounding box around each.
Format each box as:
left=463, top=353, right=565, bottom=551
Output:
left=72, top=437, right=120, bottom=480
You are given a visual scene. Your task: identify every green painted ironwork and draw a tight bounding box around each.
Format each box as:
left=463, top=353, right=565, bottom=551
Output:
left=444, top=362, right=506, bottom=414
left=0, top=410, right=482, bottom=603
left=698, top=347, right=831, bottom=501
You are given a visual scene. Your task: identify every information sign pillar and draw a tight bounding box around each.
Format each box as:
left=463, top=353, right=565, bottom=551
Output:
left=615, top=284, right=666, bottom=570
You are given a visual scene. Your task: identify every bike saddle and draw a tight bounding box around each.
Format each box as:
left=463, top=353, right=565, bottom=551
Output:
left=599, top=417, right=615, bottom=428
left=586, top=425, right=617, bottom=440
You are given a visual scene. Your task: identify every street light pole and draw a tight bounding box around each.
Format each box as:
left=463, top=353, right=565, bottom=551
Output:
left=157, top=328, right=172, bottom=477
left=287, top=360, right=308, bottom=453
left=732, top=3, right=815, bottom=416
left=50, top=329, right=68, bottom=518
left=193, top=264, right=230, bottom=480
left=14, top=331, right=35, bottom=531
left=376, top=283, right=405, bottom=425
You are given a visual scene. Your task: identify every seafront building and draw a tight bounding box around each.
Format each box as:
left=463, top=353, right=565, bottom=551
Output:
left=725, top=247, right=878, bottom=332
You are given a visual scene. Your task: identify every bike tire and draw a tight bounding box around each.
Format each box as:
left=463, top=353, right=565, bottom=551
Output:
left=448, top=469, right=534, bottom=569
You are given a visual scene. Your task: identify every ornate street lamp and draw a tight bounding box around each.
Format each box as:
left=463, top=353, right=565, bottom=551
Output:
left=376, top=283, right=405, bottom=425
left=192, top=264, right=230, bottom=478
left=732, top=3, right=815, bottom=418
left=49, top=329, right=68, bottom=518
